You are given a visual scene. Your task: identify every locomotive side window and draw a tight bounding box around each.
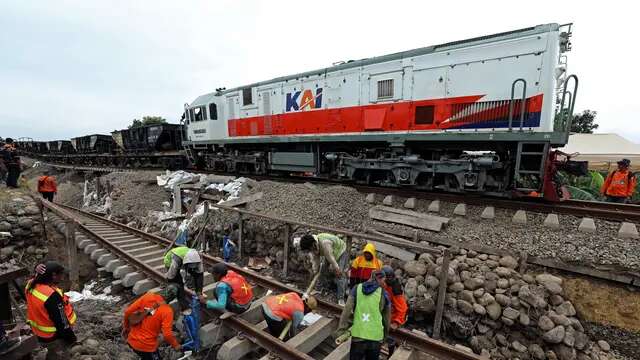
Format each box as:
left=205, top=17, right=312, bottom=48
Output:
left=377, top=79, right=394, bottom=99
left=415, top=105, right=435, bottom=125
left=242, top=88, right=253, bottom=106
left=209, top=103, right=218, bottom=120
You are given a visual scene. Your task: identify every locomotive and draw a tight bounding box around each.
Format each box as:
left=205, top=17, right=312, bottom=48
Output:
left=182, top=23, right=583, bottom=200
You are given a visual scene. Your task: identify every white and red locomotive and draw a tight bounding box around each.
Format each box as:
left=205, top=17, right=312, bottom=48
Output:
left=183, top=23, right=582, bottom=200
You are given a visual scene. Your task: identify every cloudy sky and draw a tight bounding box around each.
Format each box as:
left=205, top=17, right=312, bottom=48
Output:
left=1, top=1, right=638, bottom=142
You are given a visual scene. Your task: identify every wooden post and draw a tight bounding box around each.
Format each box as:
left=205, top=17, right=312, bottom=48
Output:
left=518, top=251, right=529, bottom=273
left=65, top=220, right=80, bottom=290
left=105, top=180, right=112, bottom=196
left=432, top=249, right=451, bottom=340
left=283, top=224, right=290, bottom=277
left=95, top=177, right=102, bottom=199
left=345, top=235, right=353, bottom=259
left=237, top=213, right=243, bottom=260
left=173, top=185, right=182, bottom=214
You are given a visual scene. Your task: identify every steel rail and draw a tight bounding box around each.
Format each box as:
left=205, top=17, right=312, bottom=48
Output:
left=51, top=203, right=480, bottom=360
left=42, top=201, right=315, bottom=360
left=39, top=159, right=640, bottom=222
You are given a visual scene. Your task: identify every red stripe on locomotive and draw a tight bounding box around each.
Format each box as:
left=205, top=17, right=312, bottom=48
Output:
left=228, top=94, right=543, bottom=137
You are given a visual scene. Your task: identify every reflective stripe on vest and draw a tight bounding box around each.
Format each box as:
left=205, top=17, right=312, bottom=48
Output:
left=351, top=284, right=384, bottom=341
left=221, top=270, right=253, bottom=306
left=25, top=282, right=77, bottom=338
left=164, top=246, right=191, bottom=268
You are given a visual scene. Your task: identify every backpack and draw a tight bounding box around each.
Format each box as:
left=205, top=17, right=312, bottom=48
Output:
left=128, top=302, right=161, bottom=326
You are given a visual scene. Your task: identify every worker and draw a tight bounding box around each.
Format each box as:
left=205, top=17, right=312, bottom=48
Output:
left=601, top=159, right=636, bottom=203
left=299, top=233, right=348, bottom=306
left=164, top=246, right=204, bottom=303
left=337, top=270, right=390, bottom=360
left=200, top=263, right=253, bottom=314
left=381, top=266, right=408, bottom=355
left=261, top=292, right=317, bottom=339
left=2, top=138, right=20, bottom=188
left=349, top=243, right=383, bottom=288
left=38, top=170, right=58, bottom=202
left=123, top=284, right=182, bottom=359
left=0, top=139, right=7, bottom=185
left=25, top=261, right=77, bottom=360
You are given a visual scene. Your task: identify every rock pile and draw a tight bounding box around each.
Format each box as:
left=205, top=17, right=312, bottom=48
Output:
left=402, top=248, right=610, bottom=359
left=0, top=189, right=44, bottom=258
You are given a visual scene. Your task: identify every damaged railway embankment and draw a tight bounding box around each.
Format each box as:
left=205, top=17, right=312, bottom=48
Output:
left=3, top=162, right=639, bottom=359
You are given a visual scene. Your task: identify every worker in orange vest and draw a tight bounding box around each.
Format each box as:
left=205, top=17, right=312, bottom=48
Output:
left=601, top=158, right=637, bottom=203
left=261, top=292, right=317, bottom=339
left=123, top=284, right=182, bottom=359
left=381, top=266, right=408, bottom=355
left=37, top=170, right=58, bottom=202
left=25, top=261, right=77, bottom=359
left=199, top=263, right=253, bottom=314
left=349, top=243, right=383, bottom=287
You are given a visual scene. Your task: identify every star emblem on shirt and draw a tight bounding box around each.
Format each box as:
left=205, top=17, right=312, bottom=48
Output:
left=361, top=313, right=370, bottom=322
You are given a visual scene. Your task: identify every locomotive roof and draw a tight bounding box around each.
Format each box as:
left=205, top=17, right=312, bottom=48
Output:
left=190, top=23, right=561, bottom=107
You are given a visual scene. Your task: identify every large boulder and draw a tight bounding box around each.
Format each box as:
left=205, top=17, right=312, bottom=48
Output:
left=404, top=260, right=427, bottom=277
left=543, top=326, right=566, bottom=344
left=499, top=255, right=518, bottom=269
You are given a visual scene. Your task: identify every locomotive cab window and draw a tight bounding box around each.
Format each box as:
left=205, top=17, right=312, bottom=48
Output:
left=192, top=106, right=206, bottom=122
left=209, top=103, right=218, bottom=120
left=415, top=105, right=435, bottom=125
left=242, top=88, right=253, bottom=106
left=377, top=79, right=394, bottom=99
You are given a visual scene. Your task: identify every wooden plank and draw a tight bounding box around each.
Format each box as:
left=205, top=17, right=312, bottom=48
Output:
left=365, top=230, right=417, bottom=261
left=220, top=192, right=263, bottom=207
left=369, top=207, right=445, bottom=232
left=376, top=206, right=450, bottom=224
left=370, top=223, right=419, bottom=241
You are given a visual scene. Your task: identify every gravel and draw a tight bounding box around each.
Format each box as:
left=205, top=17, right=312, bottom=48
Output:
left=101, top=171, right=168, bottom=222
left=246, top=181, right=371, bottom=232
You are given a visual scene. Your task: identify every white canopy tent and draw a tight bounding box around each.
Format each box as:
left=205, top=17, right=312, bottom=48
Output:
left=558, top=133, right=640, bottom=170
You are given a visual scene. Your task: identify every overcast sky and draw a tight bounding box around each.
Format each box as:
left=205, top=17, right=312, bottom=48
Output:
left=1, top=1, right=638, bottom=142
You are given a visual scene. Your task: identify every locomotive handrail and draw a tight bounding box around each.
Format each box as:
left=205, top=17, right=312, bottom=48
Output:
left=558, top=74, right=579, bottom=143
left=507, top=78, right=527, bottom=131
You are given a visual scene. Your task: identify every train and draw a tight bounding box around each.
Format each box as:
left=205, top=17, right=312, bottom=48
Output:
left=16, top=124, right=186, bottom=169
left=16, top=23, right=587, bottom=201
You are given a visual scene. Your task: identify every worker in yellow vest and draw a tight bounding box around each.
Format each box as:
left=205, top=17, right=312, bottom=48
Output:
left=164, top=246, right=204, bottom=303
left=337, top=270, right=390, bottom=360
left=25, top=261, right=77, bottom=359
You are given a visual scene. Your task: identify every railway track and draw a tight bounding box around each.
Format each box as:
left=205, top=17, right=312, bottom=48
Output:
left=41, top=161, right=640, bottom=223
left=41, top=200, right=480, bottom=360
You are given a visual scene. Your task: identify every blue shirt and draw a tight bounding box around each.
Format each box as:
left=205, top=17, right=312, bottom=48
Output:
left=205, top=282, right=232, bottom=310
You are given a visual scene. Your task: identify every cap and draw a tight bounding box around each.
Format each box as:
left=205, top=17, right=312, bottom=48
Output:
left=618, top=158, right=631, bottom=167
left=211, top=263, right=228, bottom=276
left=372, top=269, right=385, bottom=279
left=304, top=295, right=318, bottom=310
left=381, top=265, right=395, bottom=278
left=43, top=261, right=66, bottom=275
left=162, top=283, right=180, bottom=303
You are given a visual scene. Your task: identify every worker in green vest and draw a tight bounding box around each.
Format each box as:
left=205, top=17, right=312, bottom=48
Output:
left=164, top=246, right=204, bottom=303
left=337, top=270, right=390, bottom=360
left=299, top=233, right=348, bottom=306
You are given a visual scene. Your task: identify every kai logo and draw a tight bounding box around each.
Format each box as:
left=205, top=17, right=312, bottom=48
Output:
left=286, top=88, right=323, bottom=112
